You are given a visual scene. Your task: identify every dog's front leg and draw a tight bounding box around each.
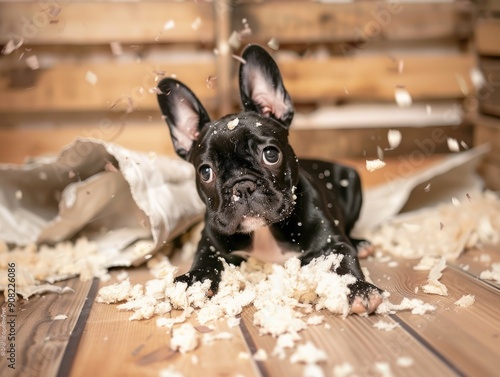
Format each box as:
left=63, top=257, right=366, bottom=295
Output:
left=175, top=244, right=225, bottom=297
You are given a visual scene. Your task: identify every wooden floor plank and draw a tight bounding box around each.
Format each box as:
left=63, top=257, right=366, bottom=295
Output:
left=452, top=246, right=500, bottom=290
left=68, top=269, right=260, bottom=377
left=365, top=256, right=500, bottom=377
left=240, top=304, right=456, bottom=377
left=0, top=278, right=93, bottom=377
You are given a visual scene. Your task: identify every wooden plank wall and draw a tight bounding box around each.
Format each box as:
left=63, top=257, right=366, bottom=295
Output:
left=0, top=0, right=476, bottom=164
left=474, top=0, right=500, bottom=191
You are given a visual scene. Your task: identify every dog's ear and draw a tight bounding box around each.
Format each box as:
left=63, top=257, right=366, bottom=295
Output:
left=157, top=78, right=210, bottom=159
left=239, top=45, right=294, bottom=127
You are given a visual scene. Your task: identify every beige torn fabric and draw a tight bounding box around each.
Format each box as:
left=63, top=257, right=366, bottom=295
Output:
left=0, top=138, right=205, bottom=295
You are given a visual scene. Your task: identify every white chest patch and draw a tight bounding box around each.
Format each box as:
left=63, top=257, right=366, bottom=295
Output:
left=233, top=226, right=300, bottom=264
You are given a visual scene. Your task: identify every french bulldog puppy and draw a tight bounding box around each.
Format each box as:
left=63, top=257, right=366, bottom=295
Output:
left=157, top=45, right=383, bottom=314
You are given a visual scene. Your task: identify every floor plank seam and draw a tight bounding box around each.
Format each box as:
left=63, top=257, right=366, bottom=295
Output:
left=447, top=264, right=500, bottom=292
left=238, top=315, right=268, bottom=377
left=56, top=278, right=100, bottom=377
left=389, top=314, right=466, bottom=377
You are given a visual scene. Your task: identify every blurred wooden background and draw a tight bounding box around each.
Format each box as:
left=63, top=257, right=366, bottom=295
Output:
left=0, top=0, right=498, bottom=189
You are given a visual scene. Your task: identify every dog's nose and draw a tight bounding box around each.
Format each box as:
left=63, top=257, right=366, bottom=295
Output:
left=232, top=180, right=257, bottom=199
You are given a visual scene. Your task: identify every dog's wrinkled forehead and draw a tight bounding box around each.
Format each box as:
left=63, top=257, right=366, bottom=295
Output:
left=205, top=112, right=286, bottom=142
left=189, top=112, right=288, bottom=164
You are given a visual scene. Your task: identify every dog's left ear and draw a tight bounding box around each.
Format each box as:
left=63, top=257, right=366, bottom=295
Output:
left=239, top=45, right=294, bottom=127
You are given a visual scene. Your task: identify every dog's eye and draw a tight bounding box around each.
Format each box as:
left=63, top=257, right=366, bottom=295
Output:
left=199, top=165, right=214, bottom=183
left=262, top=146, right=281, bottom=166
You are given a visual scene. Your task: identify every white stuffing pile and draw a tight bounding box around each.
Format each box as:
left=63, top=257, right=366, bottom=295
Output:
left=97, top=253, right=438, bottom=358
left=0, top=237, right=107, bottom=299
left=365, top=191, right=500, bottom=260
left=97, top=254, right=355, bottom=331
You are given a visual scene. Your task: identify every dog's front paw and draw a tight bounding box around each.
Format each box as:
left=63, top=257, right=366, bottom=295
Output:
left=175, top=269, right=221, bottom=297
left=348, top=280, right=384, bottom=315
left=350, top=238, right=375, bottom=258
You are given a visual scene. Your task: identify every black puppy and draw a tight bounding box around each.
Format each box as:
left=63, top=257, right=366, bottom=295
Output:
left=157, top=45, right=383, bottom=314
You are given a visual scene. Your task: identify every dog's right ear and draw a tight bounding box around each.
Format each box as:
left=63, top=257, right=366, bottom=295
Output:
left=157, top=78, right=211, bottom=159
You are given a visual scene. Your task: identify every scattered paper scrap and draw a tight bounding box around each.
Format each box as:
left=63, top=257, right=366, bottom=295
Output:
left=447, top=137, right=460, bottom=152
left=163, top=19, right=175, bottom=30
left=86, top=70, right=98, bottom=85
left=26, top=55, right=40, bottom=70
left=267, top=37, right=280, bottom=50
left=191, top=17, right=202, bottom=31
left=387, top=129, right=402, bottom=149
left=2, top=38, right=24, bottom=55
left=394, top=86, right=412, bottom=107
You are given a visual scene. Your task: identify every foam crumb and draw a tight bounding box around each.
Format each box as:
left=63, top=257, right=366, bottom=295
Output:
left=422, top=257, right=448, bottom=296
left=306, top=315, right=324, bottom=326
left=227, top=317, right=241, bottom=328
left=116, top=270, right=129, bottom=282
left=373, top=320, right=399, bottom=332
left=454, top=294, right=475, bottom=307
left=273, top=332, right=301, bottom=359
left=53, top=314, right=68, bottom=320
left=377, top=297, right=435, bottom=316
left=290, top=341, right=327, bottom=364
left=202, top=331, right=233, bottom=345
left=366, top=159, right=386, bottom=172
left=227, top=117, right=239, bottom=130
left=238, top=352, right=250, bottom=360
left=397, top=356, right=414, bottom=368
left=96, top=279, right=132, bottom=304
left=253, top=348, right=268, bottom=361
left=333, top=362, right=355, bottom=377
left=480, top=263, right=500, bottom=283
left=170, top=323, right=199, bottom=354
left=375, top=362, right=394, bottom=377
left=304, top=363, right=325, bottom=377
left=413, top=256, right=439, bottom=271
left=479, top=253, right=492, bottom=264
left=159, top=367, right=184, bottom=377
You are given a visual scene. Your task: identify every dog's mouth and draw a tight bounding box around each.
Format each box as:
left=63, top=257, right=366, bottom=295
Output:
left=237, top=215, right=268, bottom=233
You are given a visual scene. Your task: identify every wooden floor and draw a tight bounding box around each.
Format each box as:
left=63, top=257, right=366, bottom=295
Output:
left=1, top=246, right=499, bottom=377
left=1, top=157, right=499, bottom=377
